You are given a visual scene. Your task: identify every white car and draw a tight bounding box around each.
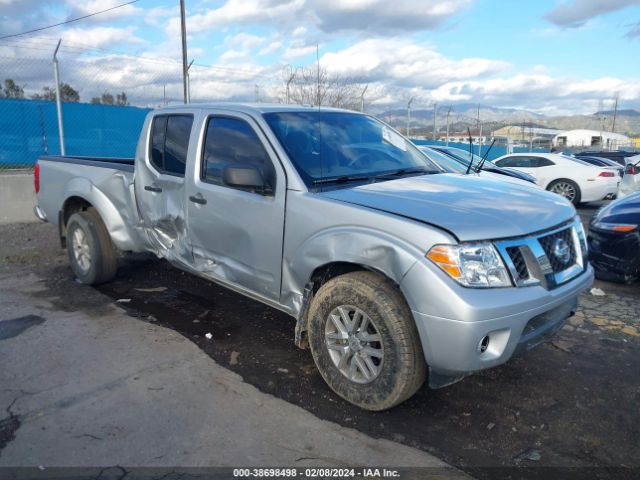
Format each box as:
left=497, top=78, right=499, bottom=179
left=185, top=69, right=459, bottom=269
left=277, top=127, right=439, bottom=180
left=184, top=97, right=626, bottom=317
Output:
left=618, top=154, right=640, bottom=198
left=493, top=153, right=619, bottom=205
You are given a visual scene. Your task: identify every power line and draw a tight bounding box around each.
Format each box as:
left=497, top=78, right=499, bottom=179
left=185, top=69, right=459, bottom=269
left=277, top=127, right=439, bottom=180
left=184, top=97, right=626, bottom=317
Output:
left=0, top=0, right=142, bottom=41
left=0, top=38, right=266, bottom=76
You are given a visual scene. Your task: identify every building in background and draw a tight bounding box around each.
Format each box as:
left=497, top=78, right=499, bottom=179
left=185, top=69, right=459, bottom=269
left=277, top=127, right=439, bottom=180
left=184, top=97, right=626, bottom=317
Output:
left=492, top=125, right=560, bottom=150
left=552, top=129, right=631, bottom=151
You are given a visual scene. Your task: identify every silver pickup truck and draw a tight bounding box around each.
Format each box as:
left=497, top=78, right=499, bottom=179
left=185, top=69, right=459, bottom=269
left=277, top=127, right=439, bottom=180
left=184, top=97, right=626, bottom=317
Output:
left=34, top=103, right=593, bottom=410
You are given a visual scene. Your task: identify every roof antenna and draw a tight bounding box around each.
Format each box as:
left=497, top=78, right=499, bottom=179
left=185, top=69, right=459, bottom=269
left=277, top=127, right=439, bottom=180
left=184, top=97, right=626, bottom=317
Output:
left=476, top=138, right=496, bottom=173
left=465, top=128, right=474, bottom=174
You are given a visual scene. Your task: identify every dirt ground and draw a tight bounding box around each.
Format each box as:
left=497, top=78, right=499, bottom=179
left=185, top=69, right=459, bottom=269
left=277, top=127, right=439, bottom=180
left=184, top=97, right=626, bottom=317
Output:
left=1, top=220, right=639, bottom=479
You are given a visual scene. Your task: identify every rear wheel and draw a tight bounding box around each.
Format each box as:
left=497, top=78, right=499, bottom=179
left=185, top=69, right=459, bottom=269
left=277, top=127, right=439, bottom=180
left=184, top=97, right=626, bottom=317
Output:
left=547, top=179, right=581, bottom=205
left=307, top=271, right=426, bottom=411
left=66, top=208, right=117, bottom=285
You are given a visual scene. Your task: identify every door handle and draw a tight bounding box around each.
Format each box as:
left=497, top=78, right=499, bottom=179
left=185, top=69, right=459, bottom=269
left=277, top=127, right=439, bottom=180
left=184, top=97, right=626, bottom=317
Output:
left=189, top=194, right=207, bottom=205
left=144, top=185, right=162, bottom=193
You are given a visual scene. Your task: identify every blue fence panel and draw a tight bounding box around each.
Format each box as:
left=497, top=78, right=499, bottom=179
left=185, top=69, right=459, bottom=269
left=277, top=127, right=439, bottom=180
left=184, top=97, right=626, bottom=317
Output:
left=0, top=98, right=151, bottom=168
left=411, top=139, right=549, bottom=161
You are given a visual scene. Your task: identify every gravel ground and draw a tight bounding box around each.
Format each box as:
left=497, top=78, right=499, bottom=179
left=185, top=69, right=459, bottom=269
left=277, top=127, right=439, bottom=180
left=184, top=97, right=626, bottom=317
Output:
left=1, top=217, right=639, bottom=479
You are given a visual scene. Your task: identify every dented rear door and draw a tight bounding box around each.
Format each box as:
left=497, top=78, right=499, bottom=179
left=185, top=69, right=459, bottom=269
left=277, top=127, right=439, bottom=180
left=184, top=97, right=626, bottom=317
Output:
left=134, top=111, right=195, bottom=265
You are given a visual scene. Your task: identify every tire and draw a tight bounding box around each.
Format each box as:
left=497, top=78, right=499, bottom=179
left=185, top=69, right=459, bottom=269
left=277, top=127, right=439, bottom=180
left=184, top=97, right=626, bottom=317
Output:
left=547, top=179, right=581, bottom=205
left=66, top=208, right=118, bottom=285
left=307, top=271, right=426, bottom=411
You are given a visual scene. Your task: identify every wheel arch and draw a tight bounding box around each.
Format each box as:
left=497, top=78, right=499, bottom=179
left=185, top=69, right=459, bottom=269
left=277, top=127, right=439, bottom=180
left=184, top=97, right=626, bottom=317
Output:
left=282, top=226, right=423, bottom=318
left=61, top=177, right=139, bottom=251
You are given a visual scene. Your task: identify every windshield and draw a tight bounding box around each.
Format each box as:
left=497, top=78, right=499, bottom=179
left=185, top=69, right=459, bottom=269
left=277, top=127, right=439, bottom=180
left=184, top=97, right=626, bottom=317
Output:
left=263, top=111, right=440, bottom=187
left=436, top=147, right=499, bottom=169
left=419, top=147, right=467, bottom=173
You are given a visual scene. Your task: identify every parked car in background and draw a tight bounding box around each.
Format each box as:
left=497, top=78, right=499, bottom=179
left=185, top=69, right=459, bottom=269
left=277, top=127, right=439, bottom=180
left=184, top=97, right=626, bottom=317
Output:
left=618, top=154, right=640, bottom=197
left=493, top=153, right=619, bottom=205
left=575, top=150, right=638, bottom=166
left=429, top=146, right=536, bottom=184
left=588, top=192, right=640, bottom=283
left=418, top=146, right=540, bottom=188
left=576, top=156, right=624, bottom=177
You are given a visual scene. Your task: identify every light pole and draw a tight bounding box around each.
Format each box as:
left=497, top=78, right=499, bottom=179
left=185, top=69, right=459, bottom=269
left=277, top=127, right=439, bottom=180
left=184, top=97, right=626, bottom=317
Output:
left=179, top=0, right=188, bottom=104
left=360, top=84, right=368, bottom=113
left=432, top=102, right=438, bottom=141
left=52, top=39, right=65, bottom=155
left=407, top=97, right=414, bottom=138
left=186, top=58, right=194, bottom=103
left=445, top=106, right=452, bottom=146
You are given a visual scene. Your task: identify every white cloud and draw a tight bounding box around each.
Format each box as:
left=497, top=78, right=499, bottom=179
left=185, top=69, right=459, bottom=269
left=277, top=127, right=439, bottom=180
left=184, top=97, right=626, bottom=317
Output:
left=320, top=39, right=509, bottom=87
left=65, top=0, right=143, bottom=22
left=544, top=0, right=640, bottom=27
left=225, top=32, right=265, bottom=50
left=60, top=26, right=142, bottom=49
left=169, top=0, right=473, bottom=37
left=259, top=41, right=283, bottom=56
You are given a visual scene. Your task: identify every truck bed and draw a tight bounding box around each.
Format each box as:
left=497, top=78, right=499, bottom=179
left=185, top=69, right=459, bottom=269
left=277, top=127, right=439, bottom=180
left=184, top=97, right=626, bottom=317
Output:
left=36, top=154, right=142, bottom=252
left=39, top=155, right=135, bottom=172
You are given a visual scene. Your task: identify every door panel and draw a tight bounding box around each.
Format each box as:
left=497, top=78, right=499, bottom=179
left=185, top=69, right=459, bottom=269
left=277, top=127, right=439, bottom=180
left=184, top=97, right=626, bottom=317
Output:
left=135, top=113, right=194, bottom=264
left=186, top=113, right=286, bottom=301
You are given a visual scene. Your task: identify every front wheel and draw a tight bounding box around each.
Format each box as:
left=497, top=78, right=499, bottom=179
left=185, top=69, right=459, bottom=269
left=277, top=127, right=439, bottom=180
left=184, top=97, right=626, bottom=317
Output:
left=547, top=179, right=581, bottom=205
left=66, top=208, right=118, bottom=285
left=307, top=271, right=426, bottom=411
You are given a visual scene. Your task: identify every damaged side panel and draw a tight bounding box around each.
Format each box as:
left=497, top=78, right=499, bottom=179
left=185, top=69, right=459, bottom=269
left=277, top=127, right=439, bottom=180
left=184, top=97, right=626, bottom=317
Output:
left=133, top=112, right=195, bottom=267
left=280, top=190, right=456, bottom=318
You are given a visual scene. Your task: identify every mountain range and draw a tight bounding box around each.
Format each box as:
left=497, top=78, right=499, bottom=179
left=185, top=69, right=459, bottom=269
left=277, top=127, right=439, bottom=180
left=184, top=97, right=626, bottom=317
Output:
left=376, top=104, right=640, bottom=137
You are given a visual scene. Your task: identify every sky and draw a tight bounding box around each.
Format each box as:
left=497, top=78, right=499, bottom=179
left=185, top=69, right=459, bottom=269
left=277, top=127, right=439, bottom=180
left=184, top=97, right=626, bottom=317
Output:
left=0, top=0, right=639, bottom=115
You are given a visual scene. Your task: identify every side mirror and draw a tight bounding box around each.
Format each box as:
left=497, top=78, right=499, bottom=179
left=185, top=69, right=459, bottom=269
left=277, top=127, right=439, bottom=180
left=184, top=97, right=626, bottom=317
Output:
left=222, top=164, right=271, bottom=194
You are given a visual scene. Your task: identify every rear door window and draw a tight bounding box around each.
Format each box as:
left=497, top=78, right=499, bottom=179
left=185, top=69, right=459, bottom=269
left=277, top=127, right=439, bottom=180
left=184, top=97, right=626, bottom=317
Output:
left=148, top=114, right=194, bottom=176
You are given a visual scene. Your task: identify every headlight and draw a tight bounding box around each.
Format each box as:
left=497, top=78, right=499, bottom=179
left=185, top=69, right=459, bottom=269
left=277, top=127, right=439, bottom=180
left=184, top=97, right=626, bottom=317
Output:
left=591, top=221, right=637, bottom=233
left=575, top=216, right=588, bottom=254
left=426, top=243, right=512, bottom=288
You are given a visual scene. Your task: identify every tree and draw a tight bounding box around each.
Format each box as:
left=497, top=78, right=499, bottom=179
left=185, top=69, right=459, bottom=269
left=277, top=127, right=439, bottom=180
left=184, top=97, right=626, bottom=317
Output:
left=3, top=79, right=25, bottom=99
left=91, top=91, right=129, bottom=106
left=275, top=66, right=363, bottom=110
left=31, top=83, right=80, bottom=102
left=60, top=83, right=79, bottom=102
left=116, top=91, right=129, bottom=106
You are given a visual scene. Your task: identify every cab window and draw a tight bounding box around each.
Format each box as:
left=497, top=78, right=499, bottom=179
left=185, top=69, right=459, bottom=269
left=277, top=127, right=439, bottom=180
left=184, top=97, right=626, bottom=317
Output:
left=148, top=114, right=194, bottom=176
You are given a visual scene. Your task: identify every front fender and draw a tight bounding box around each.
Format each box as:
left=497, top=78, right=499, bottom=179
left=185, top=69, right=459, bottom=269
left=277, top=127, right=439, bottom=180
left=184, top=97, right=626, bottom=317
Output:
left=281, top=226, right=423, bottom=316
left=62, top=176, right=142, bottom=251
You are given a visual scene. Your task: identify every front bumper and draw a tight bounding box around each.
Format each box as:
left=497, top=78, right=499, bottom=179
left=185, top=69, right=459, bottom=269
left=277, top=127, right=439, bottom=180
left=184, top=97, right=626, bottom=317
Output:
left=588, top=228, right=640, bottom=283
left=400, top=259, right=594, bottom=387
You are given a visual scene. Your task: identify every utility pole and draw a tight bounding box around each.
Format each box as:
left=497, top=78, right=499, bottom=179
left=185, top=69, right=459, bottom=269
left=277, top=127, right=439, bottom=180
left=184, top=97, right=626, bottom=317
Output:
left=432, top=103, right=438, bottom=141
left=360, top=84, right=368, bottom=113
left=476, top=104, right=482, bottom=155
left=285, top=69, right=295, bottom=104
left=611, top=94, right=619, bottom=133
left=254, top=84, right=260, bottom=102
left=186, top=59, right=194, bottom=103
left=179, top=0, right=188, bottom=104
left=445, top=106, right=452, bottom=146
left=406, top=97, right=414, bottom=137
left=598, top=99, right=604, bottom=147
left=52, top=39, right=65, bottom=155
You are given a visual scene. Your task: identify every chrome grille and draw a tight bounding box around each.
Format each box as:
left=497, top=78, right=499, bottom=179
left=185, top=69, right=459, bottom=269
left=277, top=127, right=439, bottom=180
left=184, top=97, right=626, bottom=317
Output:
left=506, top=247, right=528, bottom=279
left=538, top=228, right=577, bottom=273
left=495, top=219, right=586, bottom=290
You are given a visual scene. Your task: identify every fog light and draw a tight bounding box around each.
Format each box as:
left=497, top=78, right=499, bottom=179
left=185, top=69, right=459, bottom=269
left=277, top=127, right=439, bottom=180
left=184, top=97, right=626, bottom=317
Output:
left=478, top=336, right=490, bottom=353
